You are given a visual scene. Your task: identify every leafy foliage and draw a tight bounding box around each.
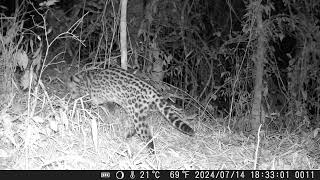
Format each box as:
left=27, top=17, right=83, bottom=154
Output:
left=2, top=0, right=319, bottom=133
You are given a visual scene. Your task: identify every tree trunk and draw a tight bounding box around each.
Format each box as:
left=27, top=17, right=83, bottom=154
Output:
left=251, top=4, right=266, bottom=132
left=120, top=0, right=128, bottom=70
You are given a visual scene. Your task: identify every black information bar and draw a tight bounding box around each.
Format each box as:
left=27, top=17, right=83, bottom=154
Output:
left=0, top=170, right=318, bottom=179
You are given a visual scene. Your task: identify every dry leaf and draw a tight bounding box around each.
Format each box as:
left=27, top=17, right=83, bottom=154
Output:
left=59, top=108, right=69, bottom=129
left=15, top=49, right=29, bottom=70
left=20, top=70, right=37, bottom=90
left=32, top=116, right=45, bottom=123
left=49, top=120, right=58, bottom=132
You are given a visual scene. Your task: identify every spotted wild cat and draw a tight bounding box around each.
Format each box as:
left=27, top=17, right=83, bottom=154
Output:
left=67, top=67, right=195, bottom=151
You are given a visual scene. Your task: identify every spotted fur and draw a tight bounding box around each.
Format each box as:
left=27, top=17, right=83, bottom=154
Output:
left=67, top=67, right=195, bottom=151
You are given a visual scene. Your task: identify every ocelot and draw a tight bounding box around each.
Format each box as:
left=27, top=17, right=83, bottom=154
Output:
left=67, top=67, right=195, bottom=152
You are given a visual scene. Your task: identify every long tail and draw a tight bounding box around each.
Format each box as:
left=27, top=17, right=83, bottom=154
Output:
left=157, top=99, right=195, bottom=136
